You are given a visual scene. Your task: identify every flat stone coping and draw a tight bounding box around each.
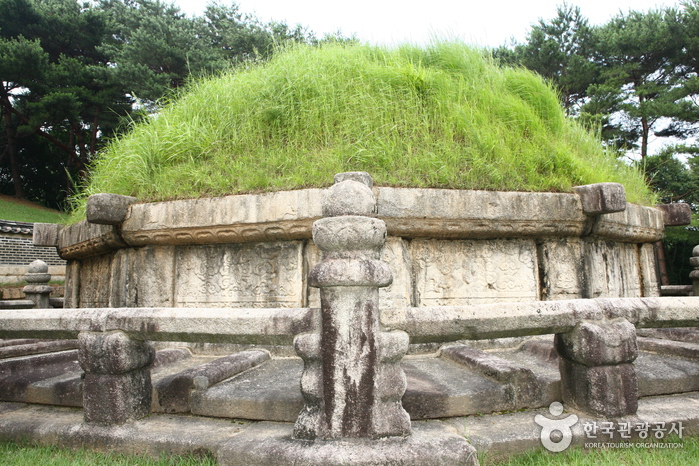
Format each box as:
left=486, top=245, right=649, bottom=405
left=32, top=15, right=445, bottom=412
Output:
left=1, top=392, right=697, bottom=464
left=0, top=307, right=317, bottom=346
left=2, top=297, right=698, bottom=346
left=53, top=187, right=664, bottom=259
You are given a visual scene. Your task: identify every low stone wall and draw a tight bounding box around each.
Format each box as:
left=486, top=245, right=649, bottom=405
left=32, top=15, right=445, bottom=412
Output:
left=43, top=181, right=668, bottom=314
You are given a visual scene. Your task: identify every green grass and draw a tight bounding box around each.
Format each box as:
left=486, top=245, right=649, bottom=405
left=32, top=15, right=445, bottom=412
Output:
left=0, top=197, right=66, bottom=224
left=1, top=437, right=696, bottom=465
left=484, top=436, right=698, bottom=465
left=70, top=41, right=654, bottom=221
left=0, top=441, right=216, bottom=465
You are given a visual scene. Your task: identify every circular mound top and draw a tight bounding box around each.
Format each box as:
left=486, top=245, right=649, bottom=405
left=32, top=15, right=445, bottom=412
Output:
left=72, top=42, right=653, bottom=219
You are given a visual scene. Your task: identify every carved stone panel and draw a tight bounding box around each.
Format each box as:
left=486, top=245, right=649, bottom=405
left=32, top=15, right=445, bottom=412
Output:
left=538, top=239, right=584, bottom=301
left=305, top=236, right=412, bottom=310
left=411, top=239, right=539, bottom=306
left=583, top=240, right=642, bottom=298
left=175, top=241, right=304, bottom=308
left=110, top=246, right=176, bottom=307
left=78, top=253, right=114, bottom=307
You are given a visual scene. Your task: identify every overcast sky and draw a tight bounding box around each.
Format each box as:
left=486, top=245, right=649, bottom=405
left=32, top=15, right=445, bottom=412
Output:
left=173, top=0, right=682, bottom=48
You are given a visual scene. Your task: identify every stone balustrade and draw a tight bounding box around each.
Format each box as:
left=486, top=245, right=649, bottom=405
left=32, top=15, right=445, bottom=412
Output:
left=2, top=296, right=699, bottom=426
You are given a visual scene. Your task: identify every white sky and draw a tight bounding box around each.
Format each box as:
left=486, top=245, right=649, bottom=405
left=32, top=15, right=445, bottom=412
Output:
left=174, top=0, right=682, bottom=48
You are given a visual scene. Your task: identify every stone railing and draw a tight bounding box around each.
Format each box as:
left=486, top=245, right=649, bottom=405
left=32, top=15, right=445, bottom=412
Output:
left=1, top=297, right=698, bottom=424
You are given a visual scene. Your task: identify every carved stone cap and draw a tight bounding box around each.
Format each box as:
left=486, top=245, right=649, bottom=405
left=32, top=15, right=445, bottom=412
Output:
left=58, top=185, right=666, bottom=259
left=573, top=183, right=626, bottom=215
left=86, top=193, right=137, bottom=225
left=656, top=203, right=692, bottom=226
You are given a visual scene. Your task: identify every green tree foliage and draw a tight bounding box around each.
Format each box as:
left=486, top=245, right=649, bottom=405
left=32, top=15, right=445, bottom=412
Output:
left=584, top=7, right=698, bottom=159
left=501, top=3, right=699, bottom=160
left=0, top=0, right=320, bottom=209
left=494, top=3, right=598, bottom=114
left=641, top=145, right=699, bottom=285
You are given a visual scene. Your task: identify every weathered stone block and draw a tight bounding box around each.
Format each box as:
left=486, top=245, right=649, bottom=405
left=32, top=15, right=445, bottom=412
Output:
left=57, top=220, right=127, bottom=259
left=583, top=240, right=642, bottom=298
left=639, top=243, right=660, bottom=297
left=559, top=359, right=637, bottom=417
left=86, top=193, right=137, bottom=225
left=556, top=319, right=637, bottom=366
left=79, top=331, right=154, bottom=375
left=538, top=239, right=584, bottom=300
left=441, top=345, right=541, bottom=407
left=411, top=239, right=539, bottom=306
left=110, top=246, right=175, bottom=307
left=82, top=368, right=152, bottom=425
left=155, top=350, right=269, bottom=413
left=656, top=203, right=692, bottom=226
left=33, top=223, right=60, bottom=247
left=574, top=182, right=626, bottom=215
left=77, top=253, right=114, bottom=307
left=175, top=242, right=304, bottom=308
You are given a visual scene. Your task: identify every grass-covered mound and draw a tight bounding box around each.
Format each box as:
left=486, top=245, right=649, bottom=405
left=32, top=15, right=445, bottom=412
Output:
left=71, top=42, right=654, bottom=219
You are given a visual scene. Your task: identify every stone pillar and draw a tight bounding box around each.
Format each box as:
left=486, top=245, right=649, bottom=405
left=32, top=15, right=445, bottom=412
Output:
left=293, top=172, right=411, bottom=440
left=78, top=330, right=154, bottom=425
left=690, top=245, right=699, bottom=296
left=23, top=259, right=53, bottom=309
left=555, top=318, right=638, bottom=417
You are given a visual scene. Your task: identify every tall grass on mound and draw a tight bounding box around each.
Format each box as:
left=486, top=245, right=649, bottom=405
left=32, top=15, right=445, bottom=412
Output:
left=71, top=42, right=654, bottom=220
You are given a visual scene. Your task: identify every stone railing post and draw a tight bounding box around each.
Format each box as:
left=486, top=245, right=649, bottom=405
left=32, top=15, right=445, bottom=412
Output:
left=293, top=172, right=411, bottom=440
left=690, top=245, right=699, bottom=296
left=555, top=318, right=638, bottom=417
left=78, top=330, right=154, bottom=425
left=23, top=259, right=52, bottom=309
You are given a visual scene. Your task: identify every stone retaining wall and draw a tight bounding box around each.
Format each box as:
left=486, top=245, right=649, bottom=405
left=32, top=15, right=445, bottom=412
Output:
left=44, top=184, right=666, bottom=312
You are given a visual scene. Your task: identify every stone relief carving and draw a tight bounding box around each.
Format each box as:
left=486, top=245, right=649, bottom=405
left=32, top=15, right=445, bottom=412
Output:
left=175, top=242, right=304, bottom=308
left=411, top=239, right=539, bottom=306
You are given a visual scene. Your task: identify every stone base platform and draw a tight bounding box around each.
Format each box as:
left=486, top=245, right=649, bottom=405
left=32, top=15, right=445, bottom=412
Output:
left=1, top=393, right=699, bottom=464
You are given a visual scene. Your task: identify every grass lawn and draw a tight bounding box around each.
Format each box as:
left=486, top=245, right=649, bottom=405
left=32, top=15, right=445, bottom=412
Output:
left=1, top=436, right=696, bottom=465
left=0, top=195, right=66, bottom=224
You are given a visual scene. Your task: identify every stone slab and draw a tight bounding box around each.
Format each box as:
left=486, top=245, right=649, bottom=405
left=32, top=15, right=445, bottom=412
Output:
left=191, top=358, right=305, bottom=422
left=32, top=223, right=60, bottom=247
left=155, top=350, right=269, bottom=413
left=656, top=203, right=692, bottom=226
left=402, top=357, right=511, bottom=419
left=175, top=242, right=305, bottom=308
left=537, top=239, right=584, bottom=300
left=110, top=246, right=176, bottom=307
left=591, top=203, right=664, bottom=242
left=410, top=239, right=539, bottom=306
left=57, top=221, right=126, bottom=260
left=121, top=189, right=324, bottom=246
left=583, top=240, right=643, bottom=298
left=217, top=421, right=478, bottom=466
left=573, top=183, right=626, bottom=215
left=377, top=187, right=587, bottom=239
